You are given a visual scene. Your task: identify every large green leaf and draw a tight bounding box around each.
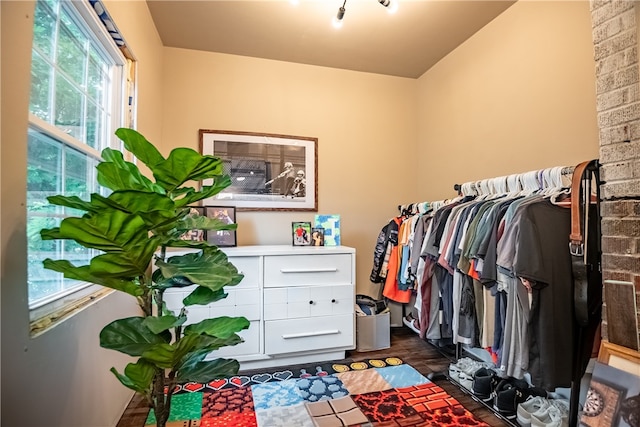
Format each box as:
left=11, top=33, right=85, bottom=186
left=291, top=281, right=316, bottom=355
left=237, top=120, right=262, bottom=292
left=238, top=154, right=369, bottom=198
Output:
left=100, top=148, right=164, bottom=193
left=183, top=286, right=227, bottom=306
left=45, top=210, right=148, bottom=252
left=156, top=248, right=243, bottom=292
left=46, top=195, right=97, bottom=213
left=140, top=334, right=240, bottom=369
left=115, top=128, right=165, bottom=169
left=42, top=259, right=143, bottom=296
left=97, top=162, right=157, bottom=194
left=143, top=315, right=186, bottom=335
left=87, top=192, right=181, bottom=231
left=174, top=178, right=232, bottom=208
left=109, top=191, right=176, bottom=215
left=177, top=357, right=240, bottom=383
left=110, top=360, right=156, bottom=393
left=179, top=215, right=237, bottom=232
left=184, top=317, right=250, bottom=339
left=152, top=148, right=224, bottom=192
left=88, top=237, right=159, bottom=277
left=140, top=343, right=175, bottom=369
left=100, top=317, right=170, bottom=356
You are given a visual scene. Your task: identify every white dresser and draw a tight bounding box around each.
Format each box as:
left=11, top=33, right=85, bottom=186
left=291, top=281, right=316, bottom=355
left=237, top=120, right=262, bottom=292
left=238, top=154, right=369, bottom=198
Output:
left=163, top=245, right=356, bottom=369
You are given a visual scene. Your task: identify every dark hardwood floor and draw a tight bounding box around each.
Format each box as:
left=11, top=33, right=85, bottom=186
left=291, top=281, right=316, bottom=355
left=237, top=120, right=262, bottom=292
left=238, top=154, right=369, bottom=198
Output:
left=117, top=326, right=511, bottom=427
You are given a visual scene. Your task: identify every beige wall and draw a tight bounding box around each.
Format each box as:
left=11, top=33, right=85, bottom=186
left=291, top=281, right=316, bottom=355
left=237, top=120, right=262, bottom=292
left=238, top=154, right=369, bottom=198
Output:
left=160, top=48, right=419, bottom=295
left=0, top=2, right=164, bottom=426
left=417, top=0, right=600, bottom=201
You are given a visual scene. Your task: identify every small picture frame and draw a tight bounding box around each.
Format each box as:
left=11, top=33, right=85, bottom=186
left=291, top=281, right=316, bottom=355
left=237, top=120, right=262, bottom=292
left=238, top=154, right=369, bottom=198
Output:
left=205, top=206, right=237, bottom=247
left=292, top=221, right=312, bottom=246
left=311, top=227, right=325, bottom=246
left=179, top=206, right=206, bottom=242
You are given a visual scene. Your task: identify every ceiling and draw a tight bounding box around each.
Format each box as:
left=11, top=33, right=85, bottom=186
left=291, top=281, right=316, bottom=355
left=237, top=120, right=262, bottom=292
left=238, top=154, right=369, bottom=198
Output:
left=146, top=0, right=517, bottom=79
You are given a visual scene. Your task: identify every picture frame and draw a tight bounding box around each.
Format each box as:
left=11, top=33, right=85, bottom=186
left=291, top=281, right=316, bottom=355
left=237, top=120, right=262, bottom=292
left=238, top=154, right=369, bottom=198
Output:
left=179, top=206, right=206, bottom=242
left=597, top=340, right=640, bottom=374
left=578, top=340, right=640, bottom=427
left=314, top=214, right=341, bottom=246
left=311, top=227, right=325, bottom=246
left=199, top=130, right=318, bottom=212
left=205, top=206, right=237, bottom=247
left=292, top=221, right=312, bottom=246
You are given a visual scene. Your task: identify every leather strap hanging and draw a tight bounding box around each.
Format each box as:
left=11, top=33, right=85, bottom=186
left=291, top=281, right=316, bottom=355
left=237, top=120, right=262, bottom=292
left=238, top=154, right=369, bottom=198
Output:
left=569, top=159, right=601, bottom=327
left=567, top=159, right=602, bottom=427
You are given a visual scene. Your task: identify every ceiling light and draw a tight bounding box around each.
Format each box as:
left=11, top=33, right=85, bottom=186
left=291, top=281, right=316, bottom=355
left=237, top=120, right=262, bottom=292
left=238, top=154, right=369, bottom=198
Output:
left=333, top=0, right=346, bottom=28
left=332, top=0, right=397, bottom=27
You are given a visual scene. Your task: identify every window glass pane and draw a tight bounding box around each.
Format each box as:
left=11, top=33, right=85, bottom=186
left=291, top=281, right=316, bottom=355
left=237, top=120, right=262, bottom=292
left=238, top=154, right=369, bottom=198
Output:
left=27, top=129, right=100, bottom=304
left=57, top=8, right=87, bottom=85
left=54, top=73, right=83, bottom=139
left=63, top=146, right=99, bottom=264
left=85, top=99, right=101, bottom=150
left=88, top=48, right=106, bottom=104
left=32, top=0, right=56, bottom=59
left=27, top=129, right=65, bottom=303
left=30, top=51, right=52, bottom=122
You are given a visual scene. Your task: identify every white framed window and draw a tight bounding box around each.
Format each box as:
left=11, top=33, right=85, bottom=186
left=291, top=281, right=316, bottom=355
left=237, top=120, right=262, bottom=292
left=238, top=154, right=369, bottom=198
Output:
left=27, top=0, right=129, bottom=325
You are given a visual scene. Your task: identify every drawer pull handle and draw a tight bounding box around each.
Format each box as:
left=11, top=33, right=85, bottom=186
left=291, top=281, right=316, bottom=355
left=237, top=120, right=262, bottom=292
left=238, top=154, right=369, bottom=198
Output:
left=331, top=299, right=336, bottom=303
left=280, top=268, right=338, bottom=273
left=282, top=330, right=340, bottom=339
left=309, top=300, right=314, bottom=305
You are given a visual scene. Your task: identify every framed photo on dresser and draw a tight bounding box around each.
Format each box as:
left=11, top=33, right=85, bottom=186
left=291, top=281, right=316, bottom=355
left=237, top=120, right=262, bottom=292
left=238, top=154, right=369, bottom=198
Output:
left=292, top=221, right=312, bottom=246
left=205, top=206, right=237, bottom=247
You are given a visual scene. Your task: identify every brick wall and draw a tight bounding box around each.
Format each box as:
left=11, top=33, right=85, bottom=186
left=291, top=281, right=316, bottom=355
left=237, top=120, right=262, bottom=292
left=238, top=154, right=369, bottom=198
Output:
left=591, top=0, right=640, bottom=350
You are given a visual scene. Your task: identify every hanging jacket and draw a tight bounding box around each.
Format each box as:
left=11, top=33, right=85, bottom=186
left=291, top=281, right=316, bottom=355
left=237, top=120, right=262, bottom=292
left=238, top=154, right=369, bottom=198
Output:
left=370, top=219, right=398, bottom=283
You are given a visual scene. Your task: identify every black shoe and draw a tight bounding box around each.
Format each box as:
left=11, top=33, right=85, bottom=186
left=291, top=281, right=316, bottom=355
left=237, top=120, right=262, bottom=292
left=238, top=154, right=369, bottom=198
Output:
left=493, top=377, right=532, bottom=419
left=472, top=367, right=499, bottom=402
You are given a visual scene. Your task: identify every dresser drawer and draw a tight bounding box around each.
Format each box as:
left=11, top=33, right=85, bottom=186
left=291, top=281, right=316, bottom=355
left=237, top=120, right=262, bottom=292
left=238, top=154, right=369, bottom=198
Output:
left=263, top=284, right=354, bottom=320
left=264, top=314, right=354, bottom=355
left=164, top=286, right=260, bottom=321
left=264, top=254, right=352, bottom=287
left=227, top=256, right=260, bottom=289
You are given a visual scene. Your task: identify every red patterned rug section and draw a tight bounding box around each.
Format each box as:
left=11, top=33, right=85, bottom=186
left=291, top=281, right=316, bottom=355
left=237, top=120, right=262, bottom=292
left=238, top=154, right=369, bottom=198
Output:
left=202, top=386, right=254, bottom=417
left=352, top=389, right=421, bottom=422
left=399, top=383, right=487, bottom=426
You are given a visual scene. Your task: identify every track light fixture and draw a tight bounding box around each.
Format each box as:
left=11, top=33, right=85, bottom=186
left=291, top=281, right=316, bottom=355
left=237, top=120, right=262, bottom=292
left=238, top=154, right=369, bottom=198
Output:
left=333, top=0, right=346, bottom=28
left=332, top=0, right=397, bottom=27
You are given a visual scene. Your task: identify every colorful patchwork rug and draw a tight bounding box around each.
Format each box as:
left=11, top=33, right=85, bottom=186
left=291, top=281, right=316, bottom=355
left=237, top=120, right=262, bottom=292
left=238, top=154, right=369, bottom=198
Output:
left=145, top=357, right=489, bottom=427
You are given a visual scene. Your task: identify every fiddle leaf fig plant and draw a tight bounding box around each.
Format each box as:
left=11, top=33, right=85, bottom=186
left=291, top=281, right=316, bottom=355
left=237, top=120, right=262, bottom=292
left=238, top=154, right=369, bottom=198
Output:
left=40, top=128, right=249, bottom=427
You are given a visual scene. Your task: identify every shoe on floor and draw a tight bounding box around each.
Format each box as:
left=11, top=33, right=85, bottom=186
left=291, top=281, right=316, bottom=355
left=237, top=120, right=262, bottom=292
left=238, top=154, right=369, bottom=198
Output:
left=493, top=378, right=545, bottom=419
left=472, top=367, right=499, bottom=402
left=530, top=405, right=567, bottom=427
left=517, top=396, right=551, bottom=427
left=448, top=357, right=487, bottom=391
left=402, top=315, right=421, bottom=334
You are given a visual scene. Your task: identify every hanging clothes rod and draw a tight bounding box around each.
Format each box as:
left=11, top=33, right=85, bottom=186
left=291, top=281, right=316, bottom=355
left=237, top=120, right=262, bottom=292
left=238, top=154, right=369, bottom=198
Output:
left=453, top=165, right=575, bottom=197
left=399, top=166, right=575, bottom=215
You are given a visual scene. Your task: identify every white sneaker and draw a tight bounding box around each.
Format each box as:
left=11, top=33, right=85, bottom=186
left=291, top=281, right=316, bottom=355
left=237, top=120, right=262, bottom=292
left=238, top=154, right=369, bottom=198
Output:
left=548, top=399, right=569, bottom=427
left=531, top=406, right=565, bottom=427
left=448, top=357, right=488, bottom=391
left=517, top=396, right=550, bottom=427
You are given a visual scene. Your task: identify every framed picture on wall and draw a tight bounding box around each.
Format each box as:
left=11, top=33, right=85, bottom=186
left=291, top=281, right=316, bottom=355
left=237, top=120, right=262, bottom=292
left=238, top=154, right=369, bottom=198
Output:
left=292, top=221, right=312, bottom=246
left=205, top=206, right=237, bottom=247
left=199, top=130, right=318, bottom=212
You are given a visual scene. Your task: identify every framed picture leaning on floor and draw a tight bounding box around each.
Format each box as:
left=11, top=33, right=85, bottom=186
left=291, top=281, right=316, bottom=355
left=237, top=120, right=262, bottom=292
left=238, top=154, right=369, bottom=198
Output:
left=205, top=206, right=237, bottom=247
